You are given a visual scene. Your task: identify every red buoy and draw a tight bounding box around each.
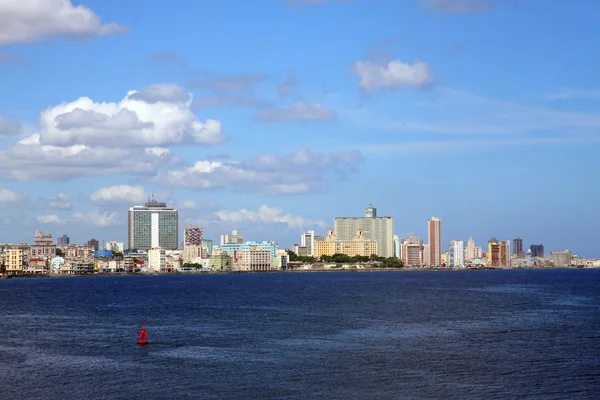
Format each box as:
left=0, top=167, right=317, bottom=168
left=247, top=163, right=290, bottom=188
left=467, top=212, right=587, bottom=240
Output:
left=137, top=324, right=148, bottom=345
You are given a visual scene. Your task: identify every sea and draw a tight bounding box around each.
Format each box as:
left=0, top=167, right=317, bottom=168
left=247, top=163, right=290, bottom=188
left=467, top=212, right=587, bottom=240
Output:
left=0, top=269, right=599, bottom=399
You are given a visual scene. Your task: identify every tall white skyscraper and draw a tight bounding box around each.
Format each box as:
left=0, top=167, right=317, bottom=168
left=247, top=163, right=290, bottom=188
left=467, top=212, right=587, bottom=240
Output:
left=393, top=235, right=401, bottom=259
left=334, top=205, right=394, bottom=257
left=449, top=240, right=465, bottom=267
left=128, top=196, right=178, bottom=250
left=301, top=230, right=315, bottom=256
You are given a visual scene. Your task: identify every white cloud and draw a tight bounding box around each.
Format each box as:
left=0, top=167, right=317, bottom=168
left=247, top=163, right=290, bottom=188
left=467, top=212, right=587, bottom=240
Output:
left=0, top=186, right=23, bottom=203
left=152, top=148, right=363, bottom=195
left=0, top=115, right=21, bottom=136
left=73, top=210, right=120, bottom=227
left=0, top=0, right=127, bottom=45
left=214, top=205, right=326, bottom=229
left=188, top=73, right=271, bottom=110
left=351, top=59, right=434, bottom=92
left=91, top=185, right=147, bottom=204
left=50, top=193, right=73, bottom=210
left=37, top=83, right=225, bottom=147
left=37, top=214, right=62, bottom=224
left=337, top=87, right=600, bottom=137
left=423, top=0, right=490, bottom=13
left=548, top=89, right=600, bottom=100
left=177, top=200, right=198, bottom=210
left=0, top=132, right=179, bottom=181
left=254, top=102, right=336, bottom=122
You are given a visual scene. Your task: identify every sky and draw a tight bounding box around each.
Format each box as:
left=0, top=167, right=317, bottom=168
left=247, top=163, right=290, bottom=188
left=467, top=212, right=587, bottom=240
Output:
left=0, top=0, right=599, bottom=257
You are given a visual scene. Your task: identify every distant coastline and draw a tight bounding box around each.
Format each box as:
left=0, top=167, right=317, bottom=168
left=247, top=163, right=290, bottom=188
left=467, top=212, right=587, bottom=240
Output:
left=1, top=265, right=595, bottom=280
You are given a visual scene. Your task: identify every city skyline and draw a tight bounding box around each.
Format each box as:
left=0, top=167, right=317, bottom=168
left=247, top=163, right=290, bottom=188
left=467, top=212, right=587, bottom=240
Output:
left=0, top=1, right=598, bottom=257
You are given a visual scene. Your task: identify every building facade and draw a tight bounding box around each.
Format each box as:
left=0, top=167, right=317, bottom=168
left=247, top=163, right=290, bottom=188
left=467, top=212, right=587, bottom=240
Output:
left=148, top=247, right=166, bottom=272
left=551, top=250, right=572, bottom=267
left=449, top=240, right=465, bottom=267
left=512, top=238, right=523, bottom=257
left=530, top=244, right=544, bottom=258
left=184, top=225, right=203, bottom=245
left=487, top=240, right=510, bottom=267
left=334, top=205, right=394, bottom=257
left=220, top=230, right=244, bottom=246
left=313, top=228, right=377, bottom=258
left=300, top=230, right=315, bottom=256
left=428, top=217, right=442, bottom=266
left=128, top=196, right=178, bottom=250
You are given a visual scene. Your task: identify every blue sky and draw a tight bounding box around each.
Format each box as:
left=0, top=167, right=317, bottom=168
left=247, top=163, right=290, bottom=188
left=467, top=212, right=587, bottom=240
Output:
left=0, top=0, right=598, bottom=257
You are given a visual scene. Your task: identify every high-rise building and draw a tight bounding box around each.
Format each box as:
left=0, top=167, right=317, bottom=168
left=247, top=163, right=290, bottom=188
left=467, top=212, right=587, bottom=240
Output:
left=57, top=234, right=70, bottom=245
left=301, top=230, right=315, bottom=256
left=401, top=235, right=423, bottom=266
left=393, top=235, right=401, bottom=259
left=449, top=240, right=465, bottom=267
left=530, top=244, right=544, bottom=258
left=512, top=238, right=523, bottom=256
left=128, top=196, right=178, bottom=250
left=88, top=238, right=99, bottom=251
left=428, top=217, right=442, bottom=266
left=220, top=229, right=244, bottom=246
left=364, top=204, right=377, bottom=218
left=551, top=250, right=572, bottom=267
left=488, top=240, right=510, bottom=267
left=465, top=237, right=476, bottom=261
left=184, top=225, right=203, bottom=245
left=334, top=205, right=394, bottom=257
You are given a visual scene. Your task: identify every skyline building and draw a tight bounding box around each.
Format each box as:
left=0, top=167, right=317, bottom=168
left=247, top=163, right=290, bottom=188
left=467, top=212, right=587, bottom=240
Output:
left=128, top=195, right=178, bottom=250
left=513, top=237, right=523, bottom=256
left=488, top=240, right=510, bottom=267
left=530, top=244, right=545, bottom=258
left=88, top=238, right=99, bottom=251
left=220, top=229, right=244, bottom=246
left=449, top=240, right=465, bottom=267
left=334, top=205, right=394, bottom=257
left=393, top=235, right=401, bottom=259
left=428, top=217, right=442, bottom=266
left=184, top=225, right=203, bottom=245
left=301, top=230, right=315, bottom=256
left=57, top=234, right=70, bottom=245
left=313, top=228, right=378, bottom=258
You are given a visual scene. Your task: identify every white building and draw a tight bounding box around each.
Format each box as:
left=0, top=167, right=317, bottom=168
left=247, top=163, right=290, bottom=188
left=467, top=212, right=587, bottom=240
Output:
left=220, top=229, right=244, bottom=246
left=393, top=235, right=401, bottom=259
left=334, top=205, right=394, bottom=258
left=105, top=241, right=124, bottom=253
left=300, top=230, right=315, bottom=256
left=128, top=196, right=178, bottom=250
left=449, top=240, right=465, bottom=267
left=148, top=247, right=166, bottom=272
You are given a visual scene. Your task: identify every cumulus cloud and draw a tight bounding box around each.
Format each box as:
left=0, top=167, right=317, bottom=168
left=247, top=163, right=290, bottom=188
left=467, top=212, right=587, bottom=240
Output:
left=37, top=83, right=225, bottom=147
left=351, top=59, right=434, bottom=92
left=0, top=0, right=127, bottom=45
left=254, top=102, right=336, bottom=122
left=423, top=0, right=490, bottom=13
left=37, top=214, right=62, bottom=224
left=0, top=133, right=178, bottom=181
left=73, top=210, right=121, bottom=227
left=177, top=200, right=198, bottom=210
left=91, top=185, right=147, bottom=204
left=50, top=193, right=73, bottom=210
left=0, top=116, right=21, bottom=136
left=214, top=205, right=326, bottom=229
left=0, top=186, right=23, bottom=203
left=152, top=148, right=363, bottom=195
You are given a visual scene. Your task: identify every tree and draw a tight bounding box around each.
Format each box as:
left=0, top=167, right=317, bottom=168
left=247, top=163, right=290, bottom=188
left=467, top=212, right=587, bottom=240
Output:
left=55, top=248, right=63, bottom=257
left=287, top=250, right=298, bottom=262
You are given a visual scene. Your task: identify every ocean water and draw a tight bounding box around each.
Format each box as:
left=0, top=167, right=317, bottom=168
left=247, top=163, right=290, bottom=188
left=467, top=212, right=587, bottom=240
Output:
left=0, top=269, right=599, bottom=399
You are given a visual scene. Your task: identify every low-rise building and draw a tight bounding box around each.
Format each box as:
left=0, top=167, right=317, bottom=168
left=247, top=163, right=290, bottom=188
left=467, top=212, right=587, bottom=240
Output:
left=6, top=248, right=24, bottom=275
left=314, top=228, right=377, bottom=258
left=209, top=253, right=233, bottom=271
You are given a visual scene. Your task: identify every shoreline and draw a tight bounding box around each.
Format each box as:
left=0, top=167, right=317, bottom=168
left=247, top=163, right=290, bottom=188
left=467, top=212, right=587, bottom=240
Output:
left=1, top=265, right=595, bottom=279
